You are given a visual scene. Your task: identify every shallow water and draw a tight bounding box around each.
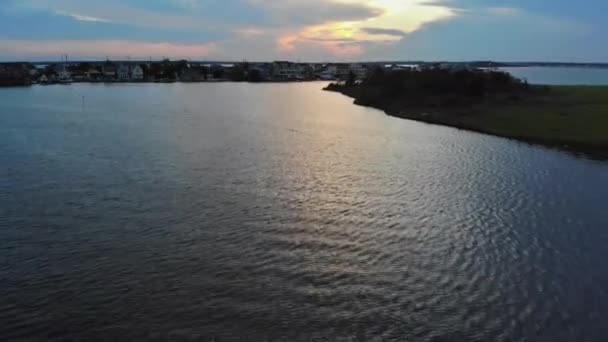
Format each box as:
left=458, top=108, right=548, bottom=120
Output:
left=1, top=82, right=608, bottom=341
left=501, top=66, right=608, bottom=85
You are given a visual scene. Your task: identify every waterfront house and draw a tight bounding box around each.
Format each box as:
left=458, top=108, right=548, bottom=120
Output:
left=57, top=67, right=72, bottom=83
left=117, top=65, right=130, bottom=81
left=131, top=65, right=144, bottom=81
left=180, top=66, right=206, bottom=82
left=249, top=63, right=271, bottom=81
left=316, top=63, right=349, bottom=80
left=317, top=64, right=336, bottom=80
left=350, top=63, right=368, bottom=80
left=102, top=65, right=116, bottom=80
left=271, top=61, right=305, bottom=80
left=334, top=63, right=351, bottom=79
left=86, top=68, right=103, bottom=81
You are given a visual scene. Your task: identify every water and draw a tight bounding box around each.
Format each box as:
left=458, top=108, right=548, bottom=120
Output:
left=1, top=81, right=608, bottom=341
left=501, top=66, right=608, bottom=85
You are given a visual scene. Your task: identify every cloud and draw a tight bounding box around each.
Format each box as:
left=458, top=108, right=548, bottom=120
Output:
left=269, top=0, right=458, bottom=58
left=0, top=40, right=218, bottom=60
left=360, top=27, right=407, bottom=37
left=8, top=0, right=458, bottom=60
left=18, top=0, right=228, bottom=32
left=234, top=27, right=265, bottom=37
left=12, top=0, right=593, bottom=61
left=248, top=0, right=384, bottom=26
left=54, top=10, right=111, bottom=23
left=485, top=7, right=520, bottom=16
left=379, top=4, right=593, bottom=62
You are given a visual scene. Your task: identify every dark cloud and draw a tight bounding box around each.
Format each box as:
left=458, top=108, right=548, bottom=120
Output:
left=302, top=36, right=357, bottom=43
left=360, top=27, right=407, bottom=37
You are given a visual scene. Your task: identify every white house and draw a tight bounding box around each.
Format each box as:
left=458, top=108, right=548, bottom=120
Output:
left=131, top=65, right=144, bottom=80
left=318, top=69, right=336, bottom=80
left=117, top=65, right=130, bottom=81
left=57, top=67, right=72, bottom=83
left=317, top=64, right=348, bottom=80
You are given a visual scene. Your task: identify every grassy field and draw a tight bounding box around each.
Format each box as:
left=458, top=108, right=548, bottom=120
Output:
left=330, top=85, right=608, bottom=158
left=475, top=86, right=608, bottom=147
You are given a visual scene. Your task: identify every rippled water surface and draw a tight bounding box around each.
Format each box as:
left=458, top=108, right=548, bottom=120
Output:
left=1, top=82, right=608, bottom=341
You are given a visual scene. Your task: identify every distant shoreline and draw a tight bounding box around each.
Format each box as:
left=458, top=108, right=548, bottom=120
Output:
left=0, top=78, right=332, bottom=88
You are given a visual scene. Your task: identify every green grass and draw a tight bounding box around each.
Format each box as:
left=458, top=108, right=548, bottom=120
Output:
left=328, top=85, right=608, bottom=157
left=477, top=86, right=608, bottom=147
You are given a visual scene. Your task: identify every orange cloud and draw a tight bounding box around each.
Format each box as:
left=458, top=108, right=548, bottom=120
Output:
left=271, top=0, right=457, bottom=58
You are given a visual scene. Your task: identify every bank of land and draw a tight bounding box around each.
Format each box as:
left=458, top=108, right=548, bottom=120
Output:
left=325, top=68, right=608, bottom=158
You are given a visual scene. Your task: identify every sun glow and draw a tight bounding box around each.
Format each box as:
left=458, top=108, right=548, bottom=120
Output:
left=276, top=0, right=457, bottom=57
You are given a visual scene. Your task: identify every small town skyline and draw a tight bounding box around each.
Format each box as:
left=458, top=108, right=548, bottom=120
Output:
left=3, top=58, right=608, bottom=66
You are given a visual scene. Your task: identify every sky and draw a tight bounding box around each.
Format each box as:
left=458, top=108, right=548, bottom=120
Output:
left=0, top=0, right=606, bottom=62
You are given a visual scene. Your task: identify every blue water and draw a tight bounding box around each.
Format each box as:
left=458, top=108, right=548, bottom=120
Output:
left=1, top=80, right=608, bottom=341
left=502, top=66, right=608, bottom=85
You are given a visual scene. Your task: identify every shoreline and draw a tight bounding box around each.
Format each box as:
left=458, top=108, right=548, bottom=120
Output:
left=325, top=85, right=608, bottom=160
left=0, top=79, right=329, bottom=87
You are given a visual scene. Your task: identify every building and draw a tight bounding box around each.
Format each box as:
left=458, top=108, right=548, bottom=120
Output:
left=131, top=65, right=144, bottom=81
left=318, top=68, right=336, bottom=80
left=272, top=61, right=305, bottom=80
left=86, top=68, right=103, bottom=81
left=117, top=65, right=130, bottom=81
left=350, top=63, right=368, bottom=80
left=249, top=63, right=271, bottom=81
left=56, top=66, right=72, bottom=83
left=180, top=66, right=206, bottom=82
left=102, top=65, right=116, bottom=80
left=334, top=63, right=351, bottom=79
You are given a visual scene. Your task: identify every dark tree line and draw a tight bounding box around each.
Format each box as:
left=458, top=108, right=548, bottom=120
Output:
left=327, top=66, right=531, bottom=108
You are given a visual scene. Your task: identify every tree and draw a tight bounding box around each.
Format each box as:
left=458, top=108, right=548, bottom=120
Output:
left=201, top=66, right=209, bottom=80
left=247, top=69, right=263, bottom=82
left=346, top=70, right=356, bottom=86
left=212, top=67, right=224, bottom=79
left=230, top=64, right=247, bottom=81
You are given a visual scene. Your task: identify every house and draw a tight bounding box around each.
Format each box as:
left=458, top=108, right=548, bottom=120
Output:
left=86, top=68, right=103, bottom=81
left=317, top=64, right=343, bottom=80
left=350, top=64, right=368, bottom=80
left=334, top=63, right=351, bottom=79
left=117, top=65, right=130, bottom=81
left=73, top=73, right=87, bottom=82
left=249, top=63, right=271, bottom=80
left=180, top=66, right=206, bottom=82
left=131, top=65, right=144, bottom=81
left=57, top=67, right=72, bottom=83
left=102, top=65, right=116, bottom=80
left=271, top=61, right=305, bottom=80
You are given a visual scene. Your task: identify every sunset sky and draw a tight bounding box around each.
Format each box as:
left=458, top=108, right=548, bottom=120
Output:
left=1, top=0, right=606, bottom=62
